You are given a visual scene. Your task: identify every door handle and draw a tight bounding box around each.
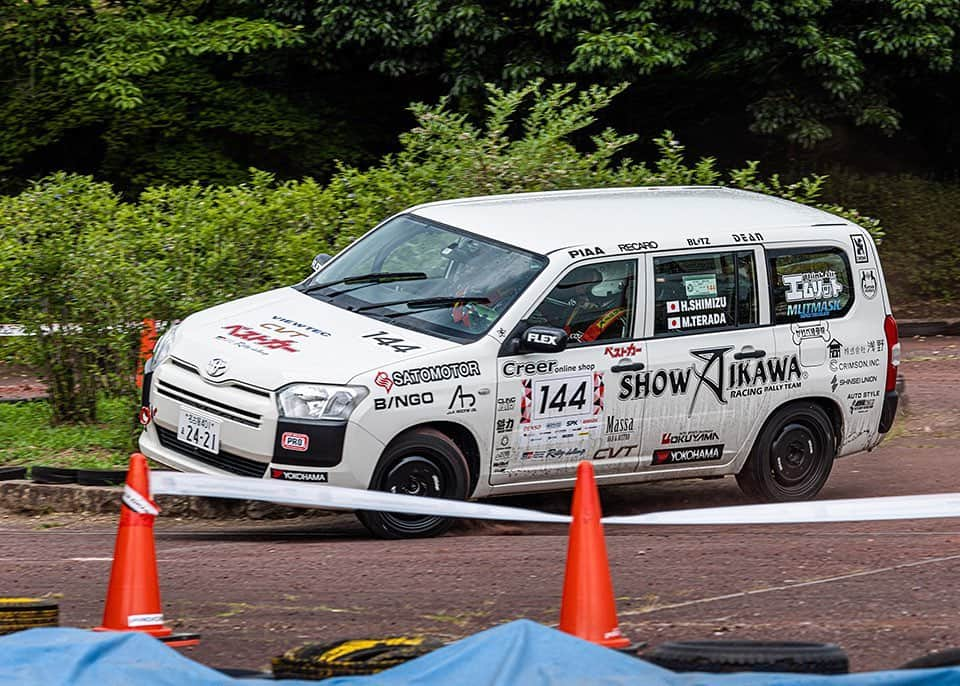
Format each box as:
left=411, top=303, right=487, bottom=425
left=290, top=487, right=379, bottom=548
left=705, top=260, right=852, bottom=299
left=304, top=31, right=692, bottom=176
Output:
left=733, top=348, right=766, bottom=360
left=611, top=360, right=645, bottom=372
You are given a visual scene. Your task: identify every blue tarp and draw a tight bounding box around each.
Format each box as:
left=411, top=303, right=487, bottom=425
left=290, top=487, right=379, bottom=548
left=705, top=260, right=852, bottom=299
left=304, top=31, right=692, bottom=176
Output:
left=3, top=621, right=960, bottom=686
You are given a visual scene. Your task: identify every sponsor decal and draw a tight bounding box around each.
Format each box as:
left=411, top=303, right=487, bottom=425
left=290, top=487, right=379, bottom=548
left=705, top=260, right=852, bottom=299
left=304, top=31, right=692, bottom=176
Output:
left=605, top=417, right=635, bottom=433
left=496, top=327, right=507, bottom=338
left=686, top=237, right=710, bottom=246
left=280, top=432, right=309, bottom=452
left=844, top=340, right=885, bottom=356
left=661, top=429, right=719, bottom=445
left=617, top=241, right=659, bottom=252
left=374, top=392, right=434, bottom=410
left=860, top=269, right=878, bottom=299
left=205, top=357, right=228, bottom=377
left=502, top=360, right=558, bottom=377
left=790, top=321, right=830, bottom=346
left=653, top=445, right=724, bottom=465
left=594, top=372, right=604, bottom=415
left=617, top=347, right=803, bottom=414
left=520, top=379, right=533, bottom=423
left=593, top=444, right=639, bottom=460
left=783, top=271, right=844, bottom=303
left=268, top=315, right=331, bottom=337
left=447, top=385, right=477, bottom=415
left=374, top=371, right=394, bottom=393
left=847, top=389, right=881, bottom=415
left=788, top=300, right=843, bottom=319
left=220, top=324, right=299, bottom=353
left=851, top=234, right=870, bottom=263
left=128, top=613, right=164, bottom=627
left=568, top=247, right=605, bottom=259
left=498, top=434, right=511, bottom=448
left=497, top=396, right=517, bottom=413
left=604, top=343, right=640, bottom=358
left=829, top=339, right=842, bottom=359
left=361, top=330, right=421, bottom=354
left=832, top=374, right=880, bottom=391
left=731, top=232, right=764, bottom=243
left=389, top=361, right=481, bottom=387
left=521, top=447, right=587, bottom=462
left=496, top=418, right=515, bottom=433
left=270, top=468, right=328, bottom=483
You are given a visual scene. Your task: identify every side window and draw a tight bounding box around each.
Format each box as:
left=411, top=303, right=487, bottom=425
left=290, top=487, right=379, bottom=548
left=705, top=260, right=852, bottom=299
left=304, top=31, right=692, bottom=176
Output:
left=528, top=260, right=636, bottom=346
left=769, top=247, right=853, bottom=324
left=653, top=251, right=757, bottom=336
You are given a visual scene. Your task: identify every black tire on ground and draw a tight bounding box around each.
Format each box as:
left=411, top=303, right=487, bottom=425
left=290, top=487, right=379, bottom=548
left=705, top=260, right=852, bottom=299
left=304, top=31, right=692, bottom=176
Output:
left=643, top=640, right=849, bottom=674
left=30, top=466, right=79, bottom=484
left=0, top=466, right=27, bottom=481
left=736, top=401, right=836, bottom=502
left=357, top=428, right=471, bottom=539
left=0, top=598, right=60, bottom=636
left=899, top=648, right=960, bottom=670
left=77, top=469, right=128, bottom=486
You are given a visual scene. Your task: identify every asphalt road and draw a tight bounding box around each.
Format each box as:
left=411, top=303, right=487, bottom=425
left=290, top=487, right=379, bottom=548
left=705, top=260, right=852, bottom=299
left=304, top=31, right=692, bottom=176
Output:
left=2, top=336, right=960, bottom=674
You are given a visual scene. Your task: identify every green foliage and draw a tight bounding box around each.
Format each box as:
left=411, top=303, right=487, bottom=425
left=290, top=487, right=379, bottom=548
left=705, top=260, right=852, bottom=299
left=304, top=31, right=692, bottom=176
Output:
left=0, top=398, right=137, bottom=469
left=0, top=82, right=879, bottom=425
left=0, top=174, right=143, bottom=423
left=822, top=171, right=960, bottom=302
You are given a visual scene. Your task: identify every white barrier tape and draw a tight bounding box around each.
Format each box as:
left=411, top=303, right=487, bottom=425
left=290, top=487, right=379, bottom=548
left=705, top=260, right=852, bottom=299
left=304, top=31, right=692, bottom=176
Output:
left=0, top=324, right=26, bottom=337
left=0, top=320, right=171, bottom=338
left=602, top=492, right=960, bottom=526
left=122, top=485, right=160, bottom=516
left=150, top=472, right=572, bottom=524
left=150, top=472, right=960, bottom=526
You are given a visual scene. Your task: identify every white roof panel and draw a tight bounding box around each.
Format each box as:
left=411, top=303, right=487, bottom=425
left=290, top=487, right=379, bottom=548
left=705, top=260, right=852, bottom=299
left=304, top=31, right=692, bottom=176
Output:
left=409, top=186, right=844, bottom=254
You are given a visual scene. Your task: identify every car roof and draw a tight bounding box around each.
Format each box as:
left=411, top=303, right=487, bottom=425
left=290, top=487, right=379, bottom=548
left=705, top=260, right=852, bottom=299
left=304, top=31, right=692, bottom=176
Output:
left=409, top=186, right=845, bottom=255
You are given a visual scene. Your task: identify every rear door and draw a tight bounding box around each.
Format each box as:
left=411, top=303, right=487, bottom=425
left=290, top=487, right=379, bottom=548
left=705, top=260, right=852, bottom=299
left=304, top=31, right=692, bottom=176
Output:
left=635, top=247, right=779, bottom=469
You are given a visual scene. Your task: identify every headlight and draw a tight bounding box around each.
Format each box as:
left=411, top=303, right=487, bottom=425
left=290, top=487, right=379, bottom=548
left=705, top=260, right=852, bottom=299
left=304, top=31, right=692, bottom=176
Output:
left=277, top=384, right=368, bottom=421
left=145, top=322, right=179, bottom=373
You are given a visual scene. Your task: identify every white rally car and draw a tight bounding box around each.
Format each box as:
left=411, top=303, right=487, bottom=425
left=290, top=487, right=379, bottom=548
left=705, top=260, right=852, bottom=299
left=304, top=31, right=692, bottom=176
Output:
left=140, top=187, right=900, bottom=538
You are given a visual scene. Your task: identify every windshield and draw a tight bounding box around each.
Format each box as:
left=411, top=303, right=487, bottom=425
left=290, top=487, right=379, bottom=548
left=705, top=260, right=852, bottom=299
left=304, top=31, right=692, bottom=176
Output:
left=298, top=214, right=548, bottom=341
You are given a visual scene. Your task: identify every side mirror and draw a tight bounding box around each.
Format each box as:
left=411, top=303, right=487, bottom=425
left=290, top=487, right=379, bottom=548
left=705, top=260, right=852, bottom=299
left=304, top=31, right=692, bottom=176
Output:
left=311, top=253, right=332, bottom=272
left=519, top=326, right=568, bottom=354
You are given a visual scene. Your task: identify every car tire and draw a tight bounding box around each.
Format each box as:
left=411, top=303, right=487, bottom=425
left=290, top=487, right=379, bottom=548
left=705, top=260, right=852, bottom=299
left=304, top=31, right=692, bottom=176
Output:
left=357, top=428, right=470, bottom=539
left=0, top=466, right=27, bottom=481
left=736, top=401, right=835, bottom=502
left=30, top=466, right=79, bottom=484
left=899, top=648, right=960, bottom=670
left=643, top=640, right=848, bottom=674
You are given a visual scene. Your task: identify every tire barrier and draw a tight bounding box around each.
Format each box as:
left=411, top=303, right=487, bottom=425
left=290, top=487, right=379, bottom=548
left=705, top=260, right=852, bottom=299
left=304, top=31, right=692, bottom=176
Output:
left=643, top=640, right=849, bottom=675
left=271, top=636, right=445, bottom=679
left=0, top=598, right=59, bottom=636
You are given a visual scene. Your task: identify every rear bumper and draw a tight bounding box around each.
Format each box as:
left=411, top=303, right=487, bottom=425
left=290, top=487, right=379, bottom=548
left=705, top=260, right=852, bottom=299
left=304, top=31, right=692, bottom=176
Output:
left=879, top=390, right=898, bottom=434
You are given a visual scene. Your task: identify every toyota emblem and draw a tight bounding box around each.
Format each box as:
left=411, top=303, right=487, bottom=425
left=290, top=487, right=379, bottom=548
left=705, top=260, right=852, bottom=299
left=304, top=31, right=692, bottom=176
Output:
left=206, top=358, right=228, bottom=378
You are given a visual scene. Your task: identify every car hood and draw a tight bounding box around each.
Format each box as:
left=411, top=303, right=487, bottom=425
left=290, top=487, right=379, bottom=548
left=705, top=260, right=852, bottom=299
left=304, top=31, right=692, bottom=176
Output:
left=168, top=287, right=460, bottom=389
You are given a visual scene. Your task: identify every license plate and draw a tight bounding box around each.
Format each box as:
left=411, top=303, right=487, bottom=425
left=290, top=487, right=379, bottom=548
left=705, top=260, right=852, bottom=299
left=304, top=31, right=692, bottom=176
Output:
left=177, top=408, right=221, bottom=455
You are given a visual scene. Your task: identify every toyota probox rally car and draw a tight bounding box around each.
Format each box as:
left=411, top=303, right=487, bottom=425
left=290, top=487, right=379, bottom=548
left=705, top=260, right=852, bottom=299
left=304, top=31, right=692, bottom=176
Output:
left=140, top=187, right=899, bottom=538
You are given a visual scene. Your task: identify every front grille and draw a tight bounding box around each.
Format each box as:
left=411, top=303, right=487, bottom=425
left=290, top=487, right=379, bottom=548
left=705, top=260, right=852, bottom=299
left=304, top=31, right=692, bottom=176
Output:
left=156, top=379, right=262, bottom=428
left=170, top=358, right=271, bottom=397
left=156, top=426, right=267, bottom=478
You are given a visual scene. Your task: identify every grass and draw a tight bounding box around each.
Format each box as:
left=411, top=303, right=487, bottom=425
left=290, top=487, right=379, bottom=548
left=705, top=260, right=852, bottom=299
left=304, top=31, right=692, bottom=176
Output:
left=0, top=397, right=137, bottom=469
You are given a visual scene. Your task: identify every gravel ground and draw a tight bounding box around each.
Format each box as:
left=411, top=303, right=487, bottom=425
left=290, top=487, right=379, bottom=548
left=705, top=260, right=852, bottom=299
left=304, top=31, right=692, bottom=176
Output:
left=2, top=336, right=960, bottom=674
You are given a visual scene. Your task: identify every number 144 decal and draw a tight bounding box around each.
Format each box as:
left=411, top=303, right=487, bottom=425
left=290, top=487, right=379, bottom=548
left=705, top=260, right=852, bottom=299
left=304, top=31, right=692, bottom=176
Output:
left=532, top=373, right=604, bottom=419
left=362, top=331, right=421, bottom=354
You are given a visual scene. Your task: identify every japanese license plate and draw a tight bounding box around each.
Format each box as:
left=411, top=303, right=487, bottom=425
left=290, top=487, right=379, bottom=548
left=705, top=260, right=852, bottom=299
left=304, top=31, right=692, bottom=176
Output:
left=177, top=408, right=221, bottom=455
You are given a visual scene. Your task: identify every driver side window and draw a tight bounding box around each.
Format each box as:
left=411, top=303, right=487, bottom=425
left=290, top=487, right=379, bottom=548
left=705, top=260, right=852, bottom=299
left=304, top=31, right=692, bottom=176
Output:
left=529, top=260, right=637, bottom=346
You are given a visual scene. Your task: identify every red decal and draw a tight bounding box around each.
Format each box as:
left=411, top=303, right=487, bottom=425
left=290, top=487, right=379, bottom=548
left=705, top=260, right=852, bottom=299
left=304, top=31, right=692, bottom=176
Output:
left=281, top=432, right=310, bottom=452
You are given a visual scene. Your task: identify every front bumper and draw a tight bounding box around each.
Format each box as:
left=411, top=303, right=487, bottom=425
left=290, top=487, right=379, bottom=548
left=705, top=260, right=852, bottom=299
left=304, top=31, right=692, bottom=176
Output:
left=138, top=358, right=383, bottom=489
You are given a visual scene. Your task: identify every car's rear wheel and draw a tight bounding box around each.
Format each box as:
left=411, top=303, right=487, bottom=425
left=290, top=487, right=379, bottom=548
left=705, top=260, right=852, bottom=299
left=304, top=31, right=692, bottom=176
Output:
left=357, top=428, right=470, bottom=539
left=736, top=402, right=835, bottom=502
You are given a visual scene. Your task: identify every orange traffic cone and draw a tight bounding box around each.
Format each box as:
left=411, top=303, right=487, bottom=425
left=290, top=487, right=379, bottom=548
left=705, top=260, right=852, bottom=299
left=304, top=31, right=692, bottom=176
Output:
left=135, top=319, right=158, bottom=389
left=558, top=460, right=632, bottom=649
left=95, top=453, right=198, bottom=646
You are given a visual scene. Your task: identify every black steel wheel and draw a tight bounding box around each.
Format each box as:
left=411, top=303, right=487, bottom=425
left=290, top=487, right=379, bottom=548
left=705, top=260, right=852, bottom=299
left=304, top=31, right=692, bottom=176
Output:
left=357, top=428, right=470, bottom=539
left=737, top=402, right=836, bottom=502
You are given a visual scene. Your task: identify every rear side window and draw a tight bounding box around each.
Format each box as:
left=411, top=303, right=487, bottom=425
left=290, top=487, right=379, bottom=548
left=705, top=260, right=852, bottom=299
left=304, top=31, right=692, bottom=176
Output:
left=769, top=247, right=853, bottom=324
left=653, top=251, right=757, bottom=336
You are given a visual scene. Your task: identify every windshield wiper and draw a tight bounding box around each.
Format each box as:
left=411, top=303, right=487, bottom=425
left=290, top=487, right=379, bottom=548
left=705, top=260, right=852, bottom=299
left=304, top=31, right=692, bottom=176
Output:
left=300, top=271, right=428, bottom=295
left=353, top=296, right=491, bottom=315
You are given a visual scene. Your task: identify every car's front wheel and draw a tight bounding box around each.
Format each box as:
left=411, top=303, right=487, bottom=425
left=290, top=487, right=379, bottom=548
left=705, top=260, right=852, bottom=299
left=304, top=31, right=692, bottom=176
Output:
left=357, top=428, right=470, bottom=539
left=736, top=402, right=836, bottom=502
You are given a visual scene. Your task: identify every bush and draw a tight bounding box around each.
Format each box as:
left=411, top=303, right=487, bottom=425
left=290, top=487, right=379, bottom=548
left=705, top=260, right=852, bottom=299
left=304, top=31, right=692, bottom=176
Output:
left=822, top=171, right=960, bottom=304
left=0, top=174, right=144, bottom=423
left=0, top=82, right=880, bottom=425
